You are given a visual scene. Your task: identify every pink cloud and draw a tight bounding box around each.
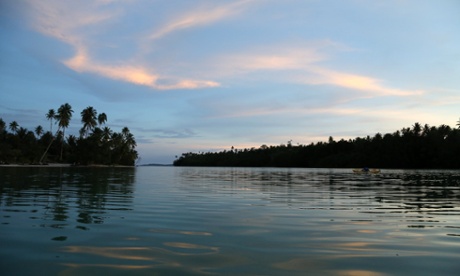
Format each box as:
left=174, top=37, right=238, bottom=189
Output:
left=64, top=47, right=219, bottom=90
left=24, top=0, right=222, bottom=90
left=305, top=68, right=424, bottom=97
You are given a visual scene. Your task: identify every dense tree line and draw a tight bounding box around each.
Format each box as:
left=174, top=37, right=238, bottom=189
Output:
left=0, top=103, right=138, bottom=166
left=174, top=122, right=460, bottom=169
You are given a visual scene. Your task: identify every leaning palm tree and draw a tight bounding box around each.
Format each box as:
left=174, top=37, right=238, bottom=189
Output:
left=80, top=106, right=97, bottom=138
left=40, top=103, right=73, bottom=163
left=9, top=121, right=19, bottom=134
left=46, top=109, right=56, bottom=133
left=457, top=118, right=460, bottom=129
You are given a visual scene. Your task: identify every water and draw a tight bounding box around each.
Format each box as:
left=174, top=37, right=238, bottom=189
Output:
left=1, top=166, right=459, bottom=275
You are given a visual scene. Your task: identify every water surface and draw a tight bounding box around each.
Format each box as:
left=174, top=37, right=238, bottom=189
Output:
left=1, top=167, right=459, bottom=275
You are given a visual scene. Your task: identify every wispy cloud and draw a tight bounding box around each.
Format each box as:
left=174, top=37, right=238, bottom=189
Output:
left=133, top=127, right=198, bottom=139
left=207, top=105, right=366, bottom=119
left=25, top=0, right=119, bottom=45
left=21, top=0, right=425, bottom=95
left=23, top=0, right=224, bottom=90
left=219, top=48, right=325, bottom=74
left=147, top=0, right=255, bottom=41
left=64, top=45, right=219, bottom=90
left=209, top=42, right=423, bottom=97
left=304, top=67, right=424, bottom=97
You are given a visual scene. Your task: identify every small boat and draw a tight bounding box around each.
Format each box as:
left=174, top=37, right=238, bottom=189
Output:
left=353, top=168, right=380, bottom=174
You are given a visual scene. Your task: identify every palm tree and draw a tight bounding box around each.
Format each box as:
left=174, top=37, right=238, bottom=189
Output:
left=40, top=103, right=73, bottom=163
left=56, top=103, right=73, bottom=161
left=457, top=118, right=460, bottom=129
left=80, top=106, right=97, bottom=138
left=16, top=127, right=28, bottom=139
left=35, top=125, right=44, bottom=138
left=412, top=122, right=422, bottom=136
left=57, top=103, right=73, bottom=132
left=119, top=127, right=138, bottom=165
left=46, top=109, right=56, bottom=133
left=422, top=124, right=431, bottom=137
left=121, top=127, right=130, bottom=138
left=108, top=127, right=137, bottom=165
left=125, top=132, right=137, bottom=150
left=121, top=126, right=137, bottom=149
left=9, top=121, right=19, bottom=134
left=0, top=118, right=5, bottom=132
left=102, top=126, right=113, bottom=142
left=98, top=112, right=107, bottom=126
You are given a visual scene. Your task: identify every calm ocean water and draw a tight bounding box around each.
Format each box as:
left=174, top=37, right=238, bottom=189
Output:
left=1, top=166, right=459, bottom=275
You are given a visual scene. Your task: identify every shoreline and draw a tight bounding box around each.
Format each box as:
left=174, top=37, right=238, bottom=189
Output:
left=0, top=163, right=134, bottom=168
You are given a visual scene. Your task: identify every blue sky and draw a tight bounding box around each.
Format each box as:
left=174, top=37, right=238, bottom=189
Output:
left=1, top=0, right=459, bottom=164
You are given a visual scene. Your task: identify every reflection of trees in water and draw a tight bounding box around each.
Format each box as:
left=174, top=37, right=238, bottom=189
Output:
left=178, top=168, right=460, bottom=210
left=374, top=172, right=460, bottom=210
left=0, top=167, right=136, bottom=227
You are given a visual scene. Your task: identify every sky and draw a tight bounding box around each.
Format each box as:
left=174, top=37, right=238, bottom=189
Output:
left=1, top=0, right=459, bottom=164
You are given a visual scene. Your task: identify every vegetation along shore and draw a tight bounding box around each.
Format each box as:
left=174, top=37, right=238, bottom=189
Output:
left=0, top=103, right=138, bottom=166
left=174, top=121, right=460, bottom=169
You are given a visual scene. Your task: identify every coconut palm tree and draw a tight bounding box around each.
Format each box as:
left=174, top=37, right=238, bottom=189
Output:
left=121, top=127, right=130, bottom=138
left=121, top=127, right=137, bottom=149
left=0, top=118, right=5, bottom=132
left=35, top=125, right=43, bottom=138
left=422, top=124, right=431, bottom=137
left=117, top=127, right=138, bottom=165
left=80, top=106, right=97, bottom=138
left=125, top=132, right=137, bottom=150
left=46, top=109, right=56, bottom=133
left=98, top=112, right=107, bottom=126
left=412, top=122, right=422, bottom=136
left=102, top=126, right=113, bottom=142
left=40, top=103, right=73, bottom=163
left=16, top=127, right=28, bottom=139
left=56, top=103, right=73, bottom=161
left=9, top=121, right=19, bottom=134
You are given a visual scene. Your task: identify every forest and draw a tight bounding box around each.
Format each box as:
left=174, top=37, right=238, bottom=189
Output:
left=174, top=121, right=460, bottom=169
left=0, top=103, right=138, bottom=166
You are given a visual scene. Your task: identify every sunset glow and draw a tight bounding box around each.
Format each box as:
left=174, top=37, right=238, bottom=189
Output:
left=1, top=0, right=459, bottom=164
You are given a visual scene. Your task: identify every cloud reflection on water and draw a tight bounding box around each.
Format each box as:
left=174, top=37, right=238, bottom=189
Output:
left=62, top=246, right=155, bottom=261
left=2, top=167, right=460, bottom=275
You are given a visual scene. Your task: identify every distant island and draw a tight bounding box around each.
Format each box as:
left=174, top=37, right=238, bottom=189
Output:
left=0, top=103, right=138, bottom=166
left=174, top=121, right=460, bottom=169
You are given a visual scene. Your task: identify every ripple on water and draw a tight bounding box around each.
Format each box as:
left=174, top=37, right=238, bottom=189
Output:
left=1, top=167, right=460, bottom=275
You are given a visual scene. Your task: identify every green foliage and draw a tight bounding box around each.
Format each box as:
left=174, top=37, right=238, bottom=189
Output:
left=0, top=104, right=138, bottom=166
left=174, top=122, right=460, bottom=169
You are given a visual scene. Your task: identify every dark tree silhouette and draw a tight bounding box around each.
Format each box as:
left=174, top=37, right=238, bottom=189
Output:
left=174, top=121, right=460, bottom=169
left=46, top=109, right=56, bottom=133
left=1, top=104, right=138, bottom=166
left=35, top=125, right=43, bottom=138
left=56, top=103, right=73, bottom=161
left=9, top=121, right=19, bottom=134
left=80, top=106, right=97, bottom=138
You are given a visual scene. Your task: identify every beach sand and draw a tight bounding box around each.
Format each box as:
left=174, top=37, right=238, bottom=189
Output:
left=0, top=163, right=134, bottom=168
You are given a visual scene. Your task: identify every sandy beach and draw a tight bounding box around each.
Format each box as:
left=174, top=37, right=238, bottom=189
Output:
left=0, top=163, right=72, bottom=167
left=0, top=163, right=134, bottom=168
